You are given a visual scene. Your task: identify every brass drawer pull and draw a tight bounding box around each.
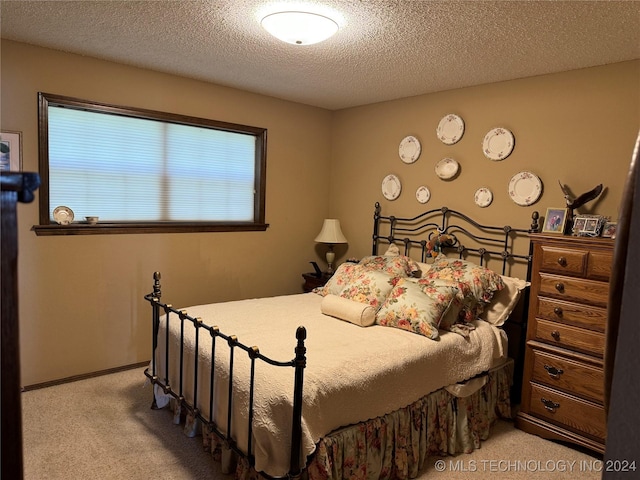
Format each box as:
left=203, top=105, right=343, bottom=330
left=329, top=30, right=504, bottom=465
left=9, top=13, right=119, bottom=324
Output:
left=555, top=282, right=564, bottom=292
left=557, top=256, right=567, bottom=266
left=553, top=307, right=563, bottom=316
left=544, top=364, right=564, bottom=379
left=551, top=330, right=561, bottom=341
left=541, top=397, right=560, bottom=413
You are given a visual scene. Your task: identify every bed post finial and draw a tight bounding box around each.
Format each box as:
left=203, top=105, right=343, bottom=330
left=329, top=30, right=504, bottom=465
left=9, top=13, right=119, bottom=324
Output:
left=152, top=271, right=162, bottom=300
left=373, top=203, right=382, bottom=255
left=530, top=211, right=540, bottom=233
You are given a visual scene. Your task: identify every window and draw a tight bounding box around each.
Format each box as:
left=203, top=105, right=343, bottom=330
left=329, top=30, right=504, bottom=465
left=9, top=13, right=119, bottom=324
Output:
left=34, top=92, right=268, bottom=235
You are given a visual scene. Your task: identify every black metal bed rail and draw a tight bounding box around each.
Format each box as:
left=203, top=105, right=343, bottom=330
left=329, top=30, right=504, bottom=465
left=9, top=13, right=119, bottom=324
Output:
left=143, top=272, right=307, bottom=479
left=372, top=203, right=540, bottom=274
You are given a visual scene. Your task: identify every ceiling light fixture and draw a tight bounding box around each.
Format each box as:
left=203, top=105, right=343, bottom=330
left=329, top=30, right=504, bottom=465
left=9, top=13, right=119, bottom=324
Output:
left=261, top=11, right=338, bottom=45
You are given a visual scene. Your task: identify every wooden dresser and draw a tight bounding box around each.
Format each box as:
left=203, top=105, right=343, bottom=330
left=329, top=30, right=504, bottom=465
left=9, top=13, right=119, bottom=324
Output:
left=516, top=233, right=614, bottom=454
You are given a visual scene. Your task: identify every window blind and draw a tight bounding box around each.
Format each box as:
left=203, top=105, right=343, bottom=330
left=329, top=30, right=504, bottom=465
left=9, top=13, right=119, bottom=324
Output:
left=48, top=106, right=256, bottom=222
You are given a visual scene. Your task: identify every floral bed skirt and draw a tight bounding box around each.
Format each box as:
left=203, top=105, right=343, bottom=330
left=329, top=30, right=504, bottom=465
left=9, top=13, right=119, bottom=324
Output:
left=191, top=359, right=513, bottom=480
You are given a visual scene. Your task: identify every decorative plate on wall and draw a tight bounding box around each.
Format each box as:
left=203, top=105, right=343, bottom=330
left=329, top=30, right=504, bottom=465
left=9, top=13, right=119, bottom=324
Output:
left=482, top=127, right=515, bottom=160
left=398, top=135, right=421, bottom=164
left=382, top=174, right=402, bottom=200
left=437, top=114, right=465, bottom=145
left=435, top=158, right=459, bottom=180
left=416, top=185, right=431, bottom=204
left=474, top=187, right=493, bottom=208
left=53, top=205, right=74, bottom=225
left=508, top=171, right=542, bottom=206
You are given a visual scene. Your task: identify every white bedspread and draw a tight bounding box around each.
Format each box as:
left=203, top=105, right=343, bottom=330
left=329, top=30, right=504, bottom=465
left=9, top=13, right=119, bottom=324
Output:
left=152, top=293, right=507, bottom=477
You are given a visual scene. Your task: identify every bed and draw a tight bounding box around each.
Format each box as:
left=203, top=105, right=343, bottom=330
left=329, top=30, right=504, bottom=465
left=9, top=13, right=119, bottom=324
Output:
left=144, top=204, right=540, bottom=480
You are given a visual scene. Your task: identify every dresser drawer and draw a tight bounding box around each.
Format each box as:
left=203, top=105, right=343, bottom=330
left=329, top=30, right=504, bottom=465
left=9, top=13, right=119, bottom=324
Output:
left=538, top=273, right=609, bottom=307
left=534, top=318, right=605, bottom=356
left=529, top=383, right=606, bottom=440
left=539, top=246, right=587, bottom=276
left=586, top=251, right=612, bottom=281
left=531, top=349, right=604, bottom=402
left=537, top=297, right=606, bottom=332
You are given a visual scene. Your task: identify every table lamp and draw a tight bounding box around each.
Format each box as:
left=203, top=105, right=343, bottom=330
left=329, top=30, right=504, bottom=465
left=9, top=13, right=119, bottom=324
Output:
left=314, top=219, right=348, bottom=274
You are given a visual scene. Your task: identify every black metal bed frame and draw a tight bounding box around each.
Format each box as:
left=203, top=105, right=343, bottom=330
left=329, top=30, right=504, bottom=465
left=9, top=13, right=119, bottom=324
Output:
left=143, top=273, right=308, bottom=479
left=143, top=203, right=540, bottom=480
left=372, top=202, right=540, bottom=273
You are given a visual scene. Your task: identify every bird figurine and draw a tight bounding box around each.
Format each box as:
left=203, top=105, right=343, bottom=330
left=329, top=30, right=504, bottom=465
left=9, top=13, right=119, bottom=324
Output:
left=558, top=181, right=603, bottom=210
left=558, top=181, right=604, bottom=229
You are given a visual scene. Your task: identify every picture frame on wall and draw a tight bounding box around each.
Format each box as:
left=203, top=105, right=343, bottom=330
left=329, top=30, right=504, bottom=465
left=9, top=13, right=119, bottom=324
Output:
left=542, top=207, right=568, bottom=234
left=0, top=130, right=23, bottom=172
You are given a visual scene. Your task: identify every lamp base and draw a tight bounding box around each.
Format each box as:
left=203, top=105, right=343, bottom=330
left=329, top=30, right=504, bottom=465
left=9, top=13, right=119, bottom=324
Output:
left=325, top=247, right=336, bottom=274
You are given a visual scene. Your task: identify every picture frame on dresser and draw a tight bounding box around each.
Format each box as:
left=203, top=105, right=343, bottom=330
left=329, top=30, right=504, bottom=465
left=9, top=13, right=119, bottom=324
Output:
left=574, top=214, right=606, bottom=237
left=542, top=207, right=568, bottom=234
left=601, top=221, right=617, bottom=239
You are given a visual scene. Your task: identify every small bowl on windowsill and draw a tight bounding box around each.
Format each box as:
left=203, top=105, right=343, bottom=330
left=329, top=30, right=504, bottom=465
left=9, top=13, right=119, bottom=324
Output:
left=85, top=216, right=99, bottom=225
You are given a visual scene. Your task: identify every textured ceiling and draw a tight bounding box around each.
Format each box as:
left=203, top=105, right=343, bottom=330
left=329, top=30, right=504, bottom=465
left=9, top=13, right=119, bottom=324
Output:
left=1, top=0, right=639, bottom=110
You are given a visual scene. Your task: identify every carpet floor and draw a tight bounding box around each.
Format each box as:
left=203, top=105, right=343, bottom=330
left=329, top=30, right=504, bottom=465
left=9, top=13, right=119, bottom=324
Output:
left=21, top=367, right=602, bottom=479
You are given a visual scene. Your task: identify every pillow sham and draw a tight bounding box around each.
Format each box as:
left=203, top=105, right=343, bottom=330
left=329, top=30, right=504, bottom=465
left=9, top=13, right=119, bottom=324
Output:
left=358, top=254, right=420, bottom=278
left=375, top=278, right=459, bottom=339
left=320, top=263, right=397, bottom=307
left=422, top=256, right=504, bottom=321
left=337, top=266, right=397, bottom=307
left=319, top=262, right=359, bottom=296
left=320, top=294, right=376, bottom=327
left=480, top=275, right=529, bottom=326
left=382, top=243, right=400, bottom=256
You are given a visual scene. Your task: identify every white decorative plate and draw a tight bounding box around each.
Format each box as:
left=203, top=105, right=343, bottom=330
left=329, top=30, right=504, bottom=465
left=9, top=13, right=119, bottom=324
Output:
left=416, top=185, right=431, bottom=204
left=474, top=187, right=493, bottom=208
left=382, top=174, right=402, bottom=200
left=436, top=114, right=465, bottom=145
left=435, top=158, right=459, bottom=180
left=398, top=135, right=421, bottom=164
left=53, top=205, right=74, bottom=225
left=482, top=127, right=515, bottom=160
left=508, top=171, right=542, bottom=206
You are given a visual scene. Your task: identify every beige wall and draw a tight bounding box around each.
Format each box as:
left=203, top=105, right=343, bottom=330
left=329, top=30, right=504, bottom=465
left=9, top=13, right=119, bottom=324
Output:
left=1, top=41, right=333, bottom=385
left=2, top=39, right=639, bottom=386
left=330, top=60, right=640, bottom=279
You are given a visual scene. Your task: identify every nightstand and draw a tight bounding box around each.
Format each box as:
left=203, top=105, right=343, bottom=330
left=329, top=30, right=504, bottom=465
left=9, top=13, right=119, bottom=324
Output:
left=302, top=272, right=332, bottom=293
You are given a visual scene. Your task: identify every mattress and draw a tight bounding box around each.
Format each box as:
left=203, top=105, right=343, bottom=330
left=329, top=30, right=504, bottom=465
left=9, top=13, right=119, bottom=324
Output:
left=152, top=292, right=508, bottom=477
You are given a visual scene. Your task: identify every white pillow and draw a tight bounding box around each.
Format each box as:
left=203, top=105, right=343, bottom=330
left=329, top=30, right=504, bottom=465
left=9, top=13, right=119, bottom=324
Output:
left=480, top=275, right=529, bottom=326
left=416, top=261, right=432, bottom=275
left=321, top=294, right=376, bottom=327
left=382, top=244, right=400, bottom=256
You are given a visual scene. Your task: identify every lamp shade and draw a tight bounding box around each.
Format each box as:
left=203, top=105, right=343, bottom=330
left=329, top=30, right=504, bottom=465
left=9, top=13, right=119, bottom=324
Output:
left=314, top=219, right=348, bottom=244
left=261, top=11, right=338, bottom=45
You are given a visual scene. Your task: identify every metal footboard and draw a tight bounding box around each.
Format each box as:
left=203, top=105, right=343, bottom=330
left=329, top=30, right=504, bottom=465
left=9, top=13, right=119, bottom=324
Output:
left=143, top=272, right=307, bottom=479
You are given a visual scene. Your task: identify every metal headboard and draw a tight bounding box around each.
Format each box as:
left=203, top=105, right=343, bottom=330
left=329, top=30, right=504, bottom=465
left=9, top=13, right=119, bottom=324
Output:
left=372, top=202, right=541, bottom=276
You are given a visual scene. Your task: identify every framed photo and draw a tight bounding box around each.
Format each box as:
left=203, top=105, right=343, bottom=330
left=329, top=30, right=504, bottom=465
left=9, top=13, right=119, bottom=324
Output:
left=571, top=216, right=586, bottom=236
left=542, top=207, right=568, bottom=234
left=602, top=221, right=617, bottom=239
left=574, top=214, right=605, bottom=237
left=0, top=130, right=23, bottom=172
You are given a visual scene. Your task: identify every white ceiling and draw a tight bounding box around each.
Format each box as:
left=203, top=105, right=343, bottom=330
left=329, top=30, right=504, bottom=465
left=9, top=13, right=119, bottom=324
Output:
left=2, top=0, right=639, bottom=110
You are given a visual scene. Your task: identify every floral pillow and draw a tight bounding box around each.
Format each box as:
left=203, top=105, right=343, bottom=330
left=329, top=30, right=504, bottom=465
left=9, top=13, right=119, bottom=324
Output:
left=320, top=263, right=397, bottom=307
left=375, top=278, right=459, bottom=339
left=422, top=257, right=504, bottom=321
left=358, top=254, right=420, bottom=278
left=319, top=262, right=359, bottom=296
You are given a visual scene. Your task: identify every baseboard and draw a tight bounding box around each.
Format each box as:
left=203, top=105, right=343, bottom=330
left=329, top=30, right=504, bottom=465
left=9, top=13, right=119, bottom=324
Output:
left=22, top=361, right=150, bottom=392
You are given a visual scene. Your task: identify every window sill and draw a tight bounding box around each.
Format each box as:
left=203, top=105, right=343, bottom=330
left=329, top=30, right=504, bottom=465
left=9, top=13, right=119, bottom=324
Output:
left=32, top=222, right=269, bottom=236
